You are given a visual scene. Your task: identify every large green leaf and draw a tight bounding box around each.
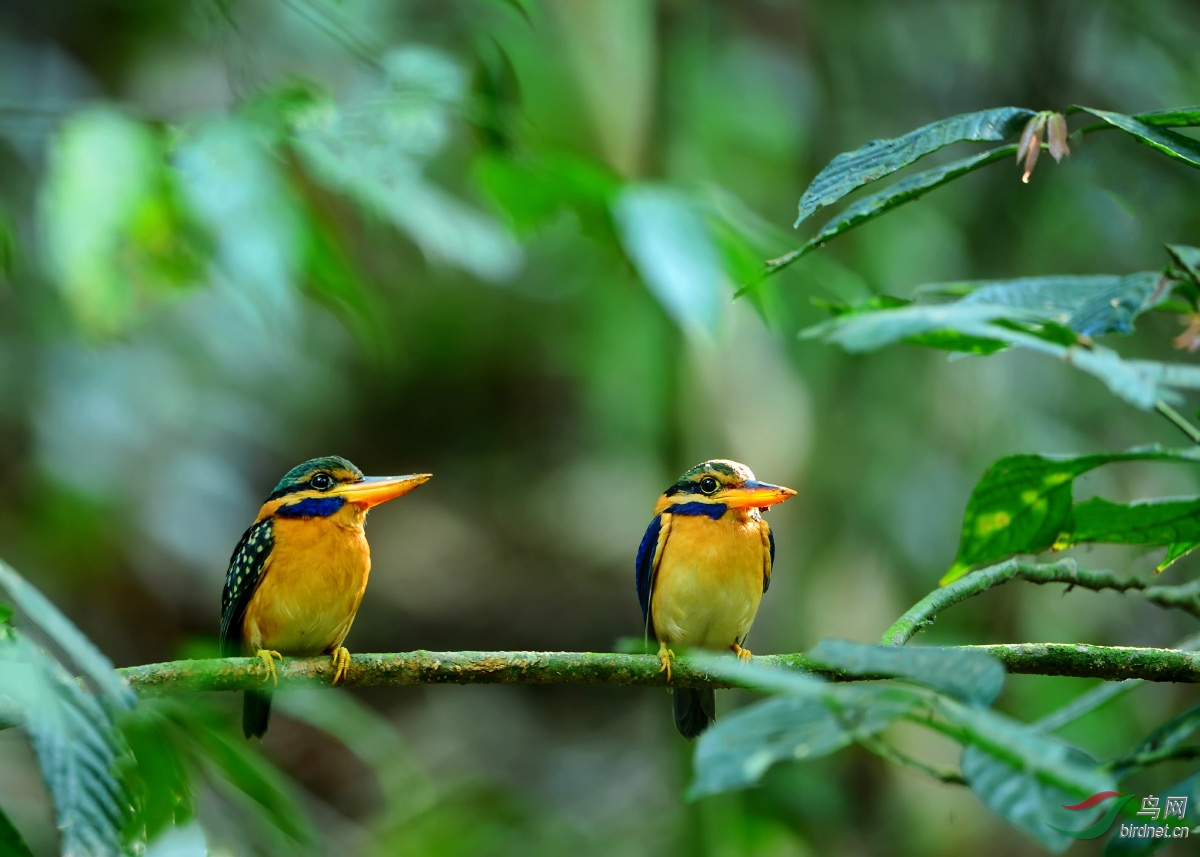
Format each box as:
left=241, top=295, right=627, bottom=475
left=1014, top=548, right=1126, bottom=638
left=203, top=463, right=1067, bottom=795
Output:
left=1133, top=107, right=1200, bottom=127
left=0, top=803, right=34, bottom=857
left=767, top=145, right=1016, bottom=278
left=954, top=273, right=1162, bottom=336
left=613, top=185, right=725, bottom=335
left=0, top=559, right=135, bottom=709
left=943, top=446, right=1200, bottom=584
left=794, top=107, right=1034, bottom=225
left=1103, top=769, right=1199, bottom=855
left=0, top=635, right=130, bottom=857
left=689, top=684, right=921, bottom=798
left=1065, top=497, right=1200, bottom=557
left=805, top=639, right=1005, bottom=706
left=1076, top=107, right=1200, bottom=169
left=961, top=744, right=1110, bottom=853
left=801, top=302, right=1049, bottom=352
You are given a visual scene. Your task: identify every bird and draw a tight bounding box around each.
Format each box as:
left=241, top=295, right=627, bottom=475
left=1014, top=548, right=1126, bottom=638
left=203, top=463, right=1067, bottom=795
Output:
left=220, top=455, right=431, bottom=738
left=635, top=459, right=796, bottom=739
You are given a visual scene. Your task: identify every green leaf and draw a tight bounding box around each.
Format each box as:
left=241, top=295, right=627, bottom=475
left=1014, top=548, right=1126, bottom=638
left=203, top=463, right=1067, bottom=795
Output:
left=955, top=273, right=1162, bottom=336
left=801, top=302, right=1048, bottom=352
left=1076, top=107, right=1200, bottom=169
left=0, top=603, right=10, bottom=626
left=39, top=107, right=199, bottom=335
left=0, top=559, right=135, bottom=709
left=613, top=185, right=726, bottom=336
left=1166, top=245, right=1200, bottom=288
left=1158, top=541, right=1200, bottom=572
left=805, top=639, right=1005, bottom=705
left=767, top=145, right=1016, bottom=278
left=119, top=705, right=195, bottom=843
left=961, top=744, right=1108, bottom=853
left=943, top=446, right=1200, bottom=584
left=293, top=47, right=522, bottom=284
left=1112, top=701, right=1200, bottom=778
left=689, top=684, right=921, bottom=798
left=795, top=107, right=1034, bottom=225
left=0, top=803, right=34, bottom=857
left=1103, top=769, right=1199, bottom=855
left=1065, top=496, right=1200, bottom=556
left=1133, top=107, right=1200, bottom=127
left=0, top=634, right=130, bottom=857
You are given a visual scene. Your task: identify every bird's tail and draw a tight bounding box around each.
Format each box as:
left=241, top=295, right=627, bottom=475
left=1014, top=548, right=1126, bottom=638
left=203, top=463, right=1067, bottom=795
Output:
left=673, top=687, right=715, bottom=739
left=242, top=688, right=273, bottom=739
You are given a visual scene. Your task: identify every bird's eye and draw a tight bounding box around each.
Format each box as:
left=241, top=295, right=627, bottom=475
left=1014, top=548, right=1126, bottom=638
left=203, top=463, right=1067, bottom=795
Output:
left=311, top=473, right=333, bottom=490
left=699, top=476, right=720, bottom=495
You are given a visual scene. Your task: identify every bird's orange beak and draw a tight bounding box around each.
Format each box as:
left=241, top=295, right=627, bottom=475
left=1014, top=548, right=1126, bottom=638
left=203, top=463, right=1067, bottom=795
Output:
left=722, top=479, right=797, bottom=509
left=336, top=473, right=432, bottom=508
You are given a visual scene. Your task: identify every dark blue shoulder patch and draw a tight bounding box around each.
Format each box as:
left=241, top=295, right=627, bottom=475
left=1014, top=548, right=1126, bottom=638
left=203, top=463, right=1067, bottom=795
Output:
left=666, top=501, right=727, bottom=520
left=635, top=515, right=663, bottom=628
left=276, top=496, right=347, bottom=518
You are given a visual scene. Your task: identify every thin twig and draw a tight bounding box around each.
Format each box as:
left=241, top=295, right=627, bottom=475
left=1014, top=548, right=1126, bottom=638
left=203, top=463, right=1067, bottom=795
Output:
left=1156, top=399, right=1200, bottom=445
left=860, top=736, right=967, bottom=786
left=880, top=558, right=1200, bottom=647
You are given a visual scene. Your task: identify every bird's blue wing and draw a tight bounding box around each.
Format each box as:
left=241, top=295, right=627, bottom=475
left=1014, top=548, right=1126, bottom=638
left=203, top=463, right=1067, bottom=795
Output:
left=220, top=518, right=275, bottom=657
left=635, top=514, right=663, bottom=635
left=764, top=521, right=775, bottom=594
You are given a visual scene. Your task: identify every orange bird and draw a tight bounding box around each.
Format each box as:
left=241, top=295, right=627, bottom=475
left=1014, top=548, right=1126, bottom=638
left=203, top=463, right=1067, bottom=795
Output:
left=635, top=460, right=795, bottom=738
left=220, top=456, right=430, bottom=738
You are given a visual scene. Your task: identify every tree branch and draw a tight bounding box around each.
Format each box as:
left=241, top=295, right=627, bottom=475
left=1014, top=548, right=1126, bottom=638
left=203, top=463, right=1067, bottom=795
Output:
left=116, top=643, right=1200, bottom=696
left=880, top=558, right=1200, bottom=647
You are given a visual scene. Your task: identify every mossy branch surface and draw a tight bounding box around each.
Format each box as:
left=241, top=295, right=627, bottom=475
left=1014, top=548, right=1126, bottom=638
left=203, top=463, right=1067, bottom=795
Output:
left=116, top=642, right=1200, bottom=696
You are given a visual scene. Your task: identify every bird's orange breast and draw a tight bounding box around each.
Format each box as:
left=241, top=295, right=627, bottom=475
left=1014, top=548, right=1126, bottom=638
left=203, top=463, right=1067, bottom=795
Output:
left=650, top=512, right=768, bottom=650
left=241, top=511, right=371, bottom=656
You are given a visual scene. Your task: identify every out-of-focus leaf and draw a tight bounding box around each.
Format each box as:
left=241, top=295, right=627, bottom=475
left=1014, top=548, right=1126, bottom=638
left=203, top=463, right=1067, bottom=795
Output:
left=175, top=118, right=302, bottom=314
left=0, top=204, right=13, bottom=279
left=1076, top=107, right=1200, bottom=169
left=613, top=185, right=726, bottom=336
left=805, top=639, right=1005, bottom=705
left=801, top=302, right=1048, bottom=352
left=1103, top=769, right=1199, bottom=855
left=143, top=822, right=208, bottom=857
left=961, top=744, right=1112, bottom=853
left=1167, top=245, right=1200, bottom=288
left=0, top=558, right=135, bottom=708
left=1111, top=701, right=1200, bottom=778
left=40, top=107, right=202, bottom=335
left=120, top=706, right=195, bottom=843
left=955, top=273, right=1162, bottom=336
left=764, top=145, right=1015, bottom=279
left=293, top=46, right=522, bottom=283
left=186, top=720, right=316, bottom=848
left=794, top=107, right=1034, bottom=225
left=0, top=634, right=129, bottom=857
left=473, top=152, right=619, bottom=238
left=943, top=446, right=1200, bottom=584
left=0, top=603, right=10, bottom=626
left=689, top=685, right=921, bottom=797
left=0, top=803, right=34, bottom=857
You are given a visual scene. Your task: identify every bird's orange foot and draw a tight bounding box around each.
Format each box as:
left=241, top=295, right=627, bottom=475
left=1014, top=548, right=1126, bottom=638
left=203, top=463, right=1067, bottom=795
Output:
left=256, top=649, right=283, bottom=686
left=657, top=643, right=677, bottom=682
left=330, top=647, right=352, bottom=685
left=731, top=643, right=753, bottom=663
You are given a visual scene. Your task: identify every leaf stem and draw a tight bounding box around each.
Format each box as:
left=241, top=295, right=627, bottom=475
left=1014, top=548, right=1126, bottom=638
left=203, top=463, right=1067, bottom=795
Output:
left=1155, top=399, right=1200, bottom=445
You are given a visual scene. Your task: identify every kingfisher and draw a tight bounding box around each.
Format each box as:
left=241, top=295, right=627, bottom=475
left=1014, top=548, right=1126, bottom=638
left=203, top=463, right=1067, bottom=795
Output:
left=220, top=455, right=431, bottom=738
left=635, top=460, right=796, bottom=739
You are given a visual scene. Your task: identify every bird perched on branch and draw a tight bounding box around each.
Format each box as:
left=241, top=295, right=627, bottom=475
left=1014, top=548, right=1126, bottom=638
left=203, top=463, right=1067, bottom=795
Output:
left=635, top=460, right=796, bottom=739
left=220, top=456, right=430, bottom=738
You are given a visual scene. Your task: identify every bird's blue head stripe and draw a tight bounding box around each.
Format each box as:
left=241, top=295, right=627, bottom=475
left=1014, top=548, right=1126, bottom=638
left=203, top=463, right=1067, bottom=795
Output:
left=666, top=502, right=727, bottom=519
left=275, top=496, right=347, bottom=518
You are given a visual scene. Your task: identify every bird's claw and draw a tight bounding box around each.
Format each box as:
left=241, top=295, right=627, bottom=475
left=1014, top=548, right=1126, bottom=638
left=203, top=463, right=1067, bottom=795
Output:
left=330, top=647, right=352, bottom=685
left=731, top=643, right=753, bottom=663
left=256, top=649, right=283, bottom=686
left=657, top=645, right=677, bottom=682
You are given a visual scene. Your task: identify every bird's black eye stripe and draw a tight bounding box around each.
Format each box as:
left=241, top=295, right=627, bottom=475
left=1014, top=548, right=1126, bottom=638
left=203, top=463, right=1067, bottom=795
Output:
left=699, top=476, right=720, bottom=495
left=310, top=472, right=333, bottom=490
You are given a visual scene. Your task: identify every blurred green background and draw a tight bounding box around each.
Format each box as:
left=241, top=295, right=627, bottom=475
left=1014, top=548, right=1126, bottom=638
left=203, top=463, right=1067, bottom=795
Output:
left=1, top=1, right=1199, bottom=855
